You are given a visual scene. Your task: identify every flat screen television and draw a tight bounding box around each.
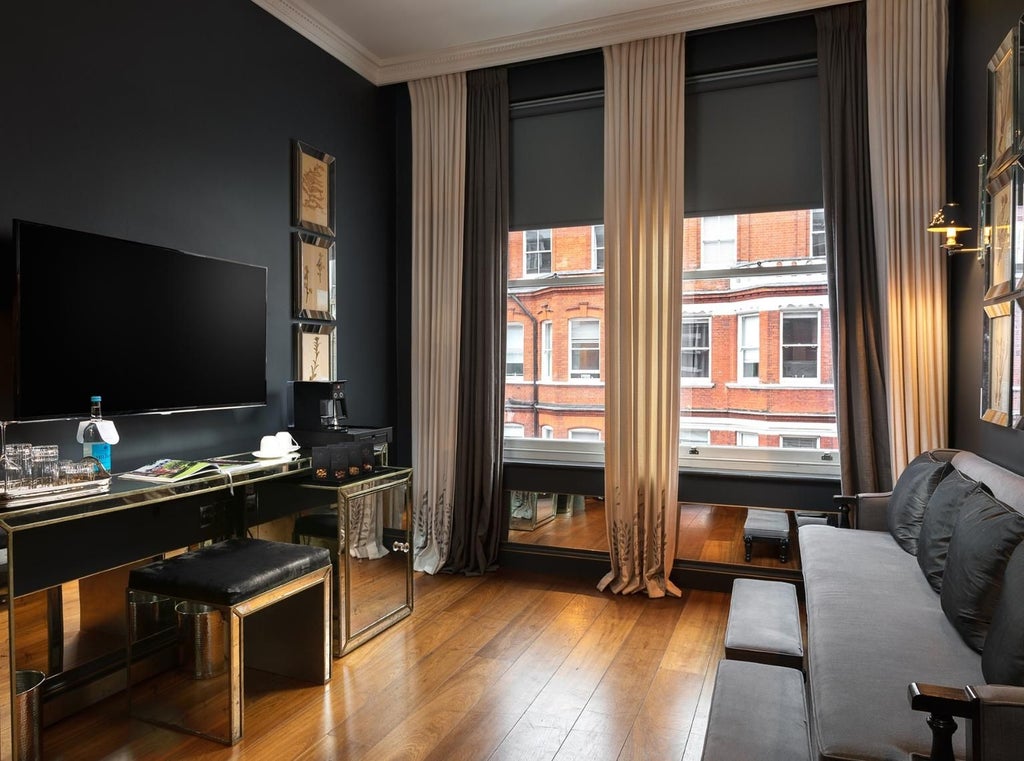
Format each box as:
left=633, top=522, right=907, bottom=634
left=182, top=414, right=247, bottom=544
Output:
left=1, top=220, right=268, bottom=421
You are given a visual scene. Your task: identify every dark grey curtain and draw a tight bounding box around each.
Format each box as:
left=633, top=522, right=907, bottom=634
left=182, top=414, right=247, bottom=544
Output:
left=444, top=68, right=508, bottom=574
left=816, top=3, right=892, bottom=494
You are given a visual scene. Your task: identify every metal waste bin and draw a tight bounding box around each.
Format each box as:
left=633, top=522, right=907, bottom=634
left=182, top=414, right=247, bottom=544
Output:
left=128, top=591, right=171, bottom=639
left=175, top=602, right=225, bottom=679
left=15, top=669, right=44, bottom=761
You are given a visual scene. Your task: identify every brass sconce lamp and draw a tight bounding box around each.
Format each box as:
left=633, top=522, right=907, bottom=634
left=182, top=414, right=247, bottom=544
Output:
left=927, top=203, right=973, bottom=251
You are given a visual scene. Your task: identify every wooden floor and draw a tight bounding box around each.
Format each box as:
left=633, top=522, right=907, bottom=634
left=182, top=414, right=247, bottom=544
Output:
left=42, top=569, right=730, bottom=761
left=510, top=500, right=802, bottom=570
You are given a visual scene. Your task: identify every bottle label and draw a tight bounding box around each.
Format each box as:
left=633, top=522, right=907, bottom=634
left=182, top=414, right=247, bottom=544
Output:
left=84, top=442, right=111, bottom=472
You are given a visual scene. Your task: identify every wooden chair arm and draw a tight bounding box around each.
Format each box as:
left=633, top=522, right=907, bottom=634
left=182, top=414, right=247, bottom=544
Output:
left=908, top=683, right=974, bottom=761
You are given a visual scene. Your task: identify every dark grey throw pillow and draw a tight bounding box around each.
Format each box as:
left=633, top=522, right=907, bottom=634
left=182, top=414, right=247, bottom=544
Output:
left=917, top=471, right=987, bottom=592
left=983, top=543, right=1024, bottom=685
left=941, top=492, right=1024, bottom=652
left=888, top=452, right=954, bottom=555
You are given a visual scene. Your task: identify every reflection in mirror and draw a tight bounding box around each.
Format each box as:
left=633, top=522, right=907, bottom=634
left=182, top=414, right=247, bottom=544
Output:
left=507, top=492, right=826, bottom=570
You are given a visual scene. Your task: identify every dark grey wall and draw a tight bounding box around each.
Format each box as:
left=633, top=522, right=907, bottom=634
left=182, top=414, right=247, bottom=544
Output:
left=0, top=1, right=395, bottom=470
left=949, top=0, right=1024, bottom=473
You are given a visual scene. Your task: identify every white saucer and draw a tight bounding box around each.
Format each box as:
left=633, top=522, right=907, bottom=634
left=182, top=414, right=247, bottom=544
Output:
left=252, top=450, right=298, bottom=459
left=287, top=444, right=301, bottom=452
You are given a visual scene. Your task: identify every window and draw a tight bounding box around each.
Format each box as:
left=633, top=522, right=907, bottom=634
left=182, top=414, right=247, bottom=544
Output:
left=680, top=428, right=711, bottom=446
left=781, top=312, right=820, bottom=381
left=700, top=215, right=736, bottom=269
left=524, top=229, right=552, bottom=275
left=738, top=314, right=760, bottom=381
left=541, top=426, right=554, bottom=439
left=810, top=208, right=826, bottom=257
left=504, top=423, right=525, bottom=438
left=681, top=317, right=710, bottom=380
left=540, top=321, right=553, bottom=381
left=592, top=225, right=605, bottom=270
left=737, top=431, right=759, bottom=447
left=569, top=428, right=601, bottom=441
left=782, top=435, right=819, bottom=449
left=506, top=323, right=525, bottom=378
left=569, top=318, right=600, bottom=380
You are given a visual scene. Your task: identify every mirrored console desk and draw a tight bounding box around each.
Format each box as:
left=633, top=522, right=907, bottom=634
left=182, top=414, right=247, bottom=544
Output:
left=0, top=455, right=315, bottom=761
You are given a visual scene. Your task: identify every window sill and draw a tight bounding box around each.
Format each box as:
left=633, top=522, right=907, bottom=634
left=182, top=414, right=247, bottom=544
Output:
left=725, top=382, right=833, bottom=390
left=680, top=380, right=714, bottom=388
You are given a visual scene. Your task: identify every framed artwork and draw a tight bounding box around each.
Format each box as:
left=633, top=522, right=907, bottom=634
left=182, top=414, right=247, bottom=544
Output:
left=983, top=302, right=1013, bottom=426
left=1013, top=299, right=1023, bottom=428
left=293, top=140, right=336, bottom=236
left=293, top=232, right=336, bottom=320
left=986, top=166, right=1015, bottom=296
left=988, top=28, right=1018, bottom=178
left=295, top=323, right=336, bottom=382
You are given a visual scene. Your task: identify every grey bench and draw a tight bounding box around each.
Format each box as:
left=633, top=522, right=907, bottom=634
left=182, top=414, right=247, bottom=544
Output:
left=724, top=578, right=803, bottom=671
left=743, top=508, right=791, bottom=562
left=701, top=659, right=812, bottom=761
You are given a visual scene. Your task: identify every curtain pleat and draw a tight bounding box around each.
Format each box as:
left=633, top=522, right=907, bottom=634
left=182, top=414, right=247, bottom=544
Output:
left=816, top=3, right=893, bottom=495
left=444, top=68, right=508, bottom=576
left=408, top=73, right=467, bottom=574
left=866, top=0, right=949, bottom=476
left=600, top=34, right=685, bottom=598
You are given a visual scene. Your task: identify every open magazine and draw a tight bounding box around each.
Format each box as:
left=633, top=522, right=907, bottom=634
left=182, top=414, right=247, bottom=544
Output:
left=120, top=458, right=251, bottom=483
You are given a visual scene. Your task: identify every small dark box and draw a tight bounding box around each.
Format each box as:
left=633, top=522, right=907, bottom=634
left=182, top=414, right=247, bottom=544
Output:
left=312, top=443, right=376, bottom=483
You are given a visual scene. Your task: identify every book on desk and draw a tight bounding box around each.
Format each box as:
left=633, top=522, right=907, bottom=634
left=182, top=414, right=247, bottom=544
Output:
left=120, top=457, right=271, bottom=483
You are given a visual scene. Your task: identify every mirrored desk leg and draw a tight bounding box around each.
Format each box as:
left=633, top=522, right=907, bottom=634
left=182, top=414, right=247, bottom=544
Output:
left=46, top=587, right=64, bottom=675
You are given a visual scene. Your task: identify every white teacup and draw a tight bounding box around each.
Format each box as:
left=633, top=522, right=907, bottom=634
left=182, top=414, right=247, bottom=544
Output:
left=275, top=431, right=298, bottom=452
left=257, top=435, right=286, bottom=458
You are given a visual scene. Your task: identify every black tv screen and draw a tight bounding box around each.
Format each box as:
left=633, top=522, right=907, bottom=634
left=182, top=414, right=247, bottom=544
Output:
left=2, top=220, right=267, bottom=421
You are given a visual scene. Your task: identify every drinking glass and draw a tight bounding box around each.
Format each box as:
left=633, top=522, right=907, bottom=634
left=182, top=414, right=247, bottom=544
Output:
left=1, top=443, right=32, bottom=489
left=31, top=445, right=60, bottom=488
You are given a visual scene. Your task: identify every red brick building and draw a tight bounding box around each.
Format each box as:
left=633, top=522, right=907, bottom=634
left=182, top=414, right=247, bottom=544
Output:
left=505, top=210, right=838, bottom=451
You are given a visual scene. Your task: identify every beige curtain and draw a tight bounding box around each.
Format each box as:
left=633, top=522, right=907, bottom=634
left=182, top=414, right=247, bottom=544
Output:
left=600, top=34, right=685, bottom=598
left=408, top=73, right=467, bottom=573
left=866, top=0, right=949, bottom=476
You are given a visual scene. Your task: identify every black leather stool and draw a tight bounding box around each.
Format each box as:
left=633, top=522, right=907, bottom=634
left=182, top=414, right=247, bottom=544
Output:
left=126, top=538, right=331, bottom=745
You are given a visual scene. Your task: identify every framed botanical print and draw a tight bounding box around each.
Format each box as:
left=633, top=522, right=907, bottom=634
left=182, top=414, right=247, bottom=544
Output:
left=293, top=140, right=336, bottom=236
left=988, top=27, right=1019, bottom=178
left=983, top=301, right=1013, bottom=426
left=293, top=232, right=336, bottom=320
left=295, top=323, right=336, bottom=382
left=986, top=166, right=1015, bottom=297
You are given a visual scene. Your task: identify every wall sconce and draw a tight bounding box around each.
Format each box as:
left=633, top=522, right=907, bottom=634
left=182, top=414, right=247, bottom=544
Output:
left=927, top=203, right=973, bottom=251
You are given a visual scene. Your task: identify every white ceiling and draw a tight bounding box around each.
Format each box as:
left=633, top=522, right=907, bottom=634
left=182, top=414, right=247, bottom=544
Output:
left=251, top=0, right=838, bottom=86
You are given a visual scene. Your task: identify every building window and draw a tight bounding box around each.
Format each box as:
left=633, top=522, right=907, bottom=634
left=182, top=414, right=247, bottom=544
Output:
left=680, top=428, right=711, bottom=446
left=738, top=314, right=760, bottom=381
left=540, top=321, right=553, bottom=381
left=506, top=323, right=524, bottom=378
left=541, top=425, right=554, bottom=439
left=569, top=318, right=600, bottom=380
left=737, top=431, right=759, bottom=447
left=782, top=435, right=819, bottom=449
left=524, top=229, right=552, bottom=275
left=810, top=208, right=826, bottom=257
left=592, top=224, right=605, bottom=270
left=681, top=317, right=710, bottom=380
left=569, top=428, right=601, bottom=441
left=781, top=312, right=820, bottom=381
left=700, top=215, right=736, bottom=269
left=504, top=423, right=525, bottom=438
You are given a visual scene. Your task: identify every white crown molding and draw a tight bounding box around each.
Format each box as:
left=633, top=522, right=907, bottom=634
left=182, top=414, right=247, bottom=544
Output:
left=250, top=0, right=378, bottom=83
left=254, top=0, right=843, bottom=87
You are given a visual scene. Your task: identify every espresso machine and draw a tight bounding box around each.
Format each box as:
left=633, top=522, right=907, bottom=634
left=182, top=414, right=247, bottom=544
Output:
left=286, top=381, right=392, bottom=451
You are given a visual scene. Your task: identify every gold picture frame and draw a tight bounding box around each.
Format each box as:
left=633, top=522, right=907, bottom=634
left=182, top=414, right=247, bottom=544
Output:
left=293, top=140, right=336, bottom=236
left=295, top=323, right=336, bottom=382
left=293, top=232, right=336, bottom=320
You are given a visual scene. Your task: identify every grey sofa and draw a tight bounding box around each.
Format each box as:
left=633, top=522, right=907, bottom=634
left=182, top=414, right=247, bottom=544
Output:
left=799, top=449, right=1024, bottom=761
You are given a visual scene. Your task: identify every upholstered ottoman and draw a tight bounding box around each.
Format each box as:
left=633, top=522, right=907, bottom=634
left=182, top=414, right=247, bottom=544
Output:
left=743, top=508, right=791, bottom=562
left=126, top=538, right=331, bottom=745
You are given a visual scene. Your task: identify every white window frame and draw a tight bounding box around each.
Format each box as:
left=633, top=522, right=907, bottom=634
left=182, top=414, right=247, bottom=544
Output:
left=591, top=224, right=605, bottom=271
left=681, top=316, right=711, bottom=382
left=541, top=425, right=554, bottom=439
left=810, top=208, right=826, bottom=257
left=569, top=318, right=600, bottom=381
left=737, top=431, right=759, bottom=447
left=738, top=313, right=760, bottom=382
left=540, top=320, right=553, bottom=381
left=523, top=229, right=552, bottom=276
left=506, top=323, right=525, bottom=379
left=780, top=311, right=820, bottom=383
left=700, top=215, right=737, bottom=269
left=568, top=428, right=601, bottom=441
left=680, top=428, right=711, bottom=447
left=504, top=423, right=525, bottom=438
left=782, top=435, right=820, bottom=449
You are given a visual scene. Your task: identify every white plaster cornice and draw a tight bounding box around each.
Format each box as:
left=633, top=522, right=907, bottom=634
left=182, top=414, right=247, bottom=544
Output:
left=253, top=0, right=844, bottom=86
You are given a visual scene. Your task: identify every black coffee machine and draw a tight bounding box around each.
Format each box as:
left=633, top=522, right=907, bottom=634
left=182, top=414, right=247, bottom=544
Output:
left=288, top=380, right=348, bottom=432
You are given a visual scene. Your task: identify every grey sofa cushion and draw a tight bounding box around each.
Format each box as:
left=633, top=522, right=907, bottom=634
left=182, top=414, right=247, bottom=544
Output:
left=941, top=492, right=1024, bottom=652
left=982, top=543, right=1024, bottom=685
left=888, top=452, right=953, bottom=555
left=917, top=471, right=986, bottom=592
